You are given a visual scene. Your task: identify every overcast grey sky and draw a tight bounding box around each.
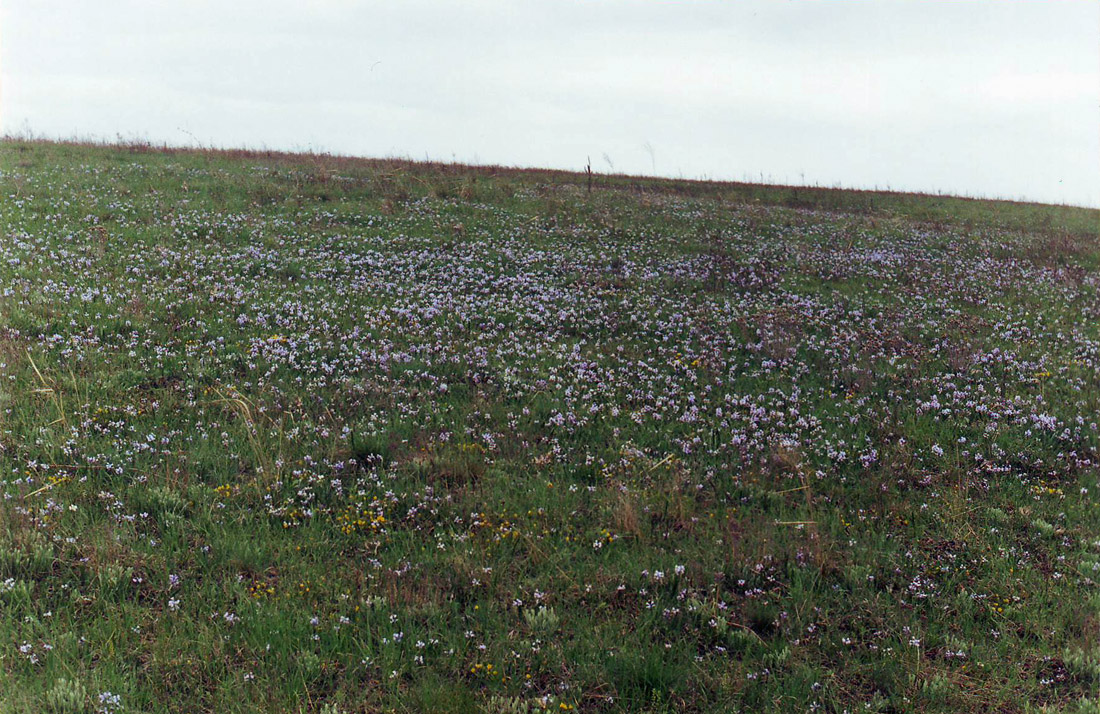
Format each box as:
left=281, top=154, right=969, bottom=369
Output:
left=3, top=1, right=1098, bottom=206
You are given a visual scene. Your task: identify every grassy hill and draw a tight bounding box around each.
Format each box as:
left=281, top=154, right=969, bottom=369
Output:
left=1, top=139, right=1099, bottom=713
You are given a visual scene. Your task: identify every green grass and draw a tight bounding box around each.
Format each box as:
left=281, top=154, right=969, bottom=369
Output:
left=1, top=138, right=1099, bottom=713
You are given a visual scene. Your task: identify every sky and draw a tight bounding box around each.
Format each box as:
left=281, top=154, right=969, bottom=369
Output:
left=2, top=0, right=1098, bottom=207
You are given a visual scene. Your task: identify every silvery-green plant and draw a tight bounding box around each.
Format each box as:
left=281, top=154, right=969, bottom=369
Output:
left=762, top=646, right=790, bottom=668
left=0, top=576, right=34, bottom=605
left=1033, top=518, right=1056, bottom=537
left=0, top=540, right=30, bottom=578
left=919, top=673, right=954, bottom=703
left=484, top=695, right=533, bottom=714
left=298, top=652, right=322, bottom=679
left=1064, top=649, right=1100, bottom=682
left=23, top=529, right=55, bottom=574
left=1031, top=697, right=1100, bottom=714
left=1078, top=554, right=1100, bottom=581
left=148, top=485, right=187, bottom=521
left=96, top=563, right=133, bottom=599
left=523, top=605, right=559, bottom=633
left=46, top=677, right=87, bottom=713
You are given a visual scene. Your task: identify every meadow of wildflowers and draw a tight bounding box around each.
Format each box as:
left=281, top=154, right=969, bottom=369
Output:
left=1, top=140, right=1099, bottom=712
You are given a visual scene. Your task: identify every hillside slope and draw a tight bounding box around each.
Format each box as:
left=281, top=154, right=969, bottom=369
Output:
left=1, top=140, right=1099, bottom=713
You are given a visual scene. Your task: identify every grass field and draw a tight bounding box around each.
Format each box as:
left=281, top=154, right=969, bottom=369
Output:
left=1, top=139, right=1099, bottom=713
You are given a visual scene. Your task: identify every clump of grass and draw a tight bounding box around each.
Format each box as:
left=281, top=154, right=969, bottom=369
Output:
left=349, top=429, right=392, bottom=466
left=411, top=443, right=488, bottom=488
left=606, top=647, right=687, bottom=709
